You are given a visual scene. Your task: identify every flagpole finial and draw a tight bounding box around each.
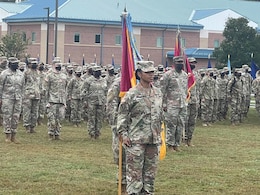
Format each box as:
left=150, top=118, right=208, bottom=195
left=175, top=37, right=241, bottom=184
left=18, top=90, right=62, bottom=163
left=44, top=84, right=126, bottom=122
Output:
left=228, top=54, right=230, bottom=59
left=83, top=53, right=85, bottom=57
left=251, top=53, right=254, bottom=58
left=208, top=54, right=210, bottom=59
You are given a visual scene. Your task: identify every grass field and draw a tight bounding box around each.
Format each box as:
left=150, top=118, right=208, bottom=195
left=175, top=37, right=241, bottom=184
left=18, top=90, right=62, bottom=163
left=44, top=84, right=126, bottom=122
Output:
left=0, top=110, right=259, bottom=195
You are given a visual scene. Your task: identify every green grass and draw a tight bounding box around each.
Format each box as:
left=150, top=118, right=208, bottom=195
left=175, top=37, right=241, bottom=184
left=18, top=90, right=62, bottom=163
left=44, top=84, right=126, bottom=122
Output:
left=0, top=110, right=259, bottom=195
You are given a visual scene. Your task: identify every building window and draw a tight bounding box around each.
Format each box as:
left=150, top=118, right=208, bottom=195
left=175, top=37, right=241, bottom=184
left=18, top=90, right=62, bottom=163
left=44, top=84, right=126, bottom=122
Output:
left=22, top=32, right=26, bottom=42
left=156, top=37, right=163, bottom=47
left=95, top=34, right=101, bottom=44
left=181, top=38, right=186, bottom=48
left=74, top=33, right=80, bottom=43
left=214, top=40, right=220, bottom=48
left=31, top=32, right=36, bottom=42
left=115, top=35, right=121, bottom=45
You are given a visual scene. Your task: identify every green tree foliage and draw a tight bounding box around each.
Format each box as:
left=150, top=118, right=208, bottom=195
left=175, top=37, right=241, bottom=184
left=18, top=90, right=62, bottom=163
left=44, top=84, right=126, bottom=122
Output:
left=213, top=17, right=260, bottom=69
left=0, top=32, right=28, bottom=58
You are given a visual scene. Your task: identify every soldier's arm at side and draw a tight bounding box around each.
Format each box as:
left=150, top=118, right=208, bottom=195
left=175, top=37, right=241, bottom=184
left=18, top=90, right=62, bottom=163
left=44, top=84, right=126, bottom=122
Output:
left=117, top=93, right=131, bottom=147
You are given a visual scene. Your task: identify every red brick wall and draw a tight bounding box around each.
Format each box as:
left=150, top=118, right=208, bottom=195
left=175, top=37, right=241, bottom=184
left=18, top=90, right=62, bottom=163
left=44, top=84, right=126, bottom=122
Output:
left=208, top=32, right=224, bottom=48
left=7, top=22, right=216, bottom=66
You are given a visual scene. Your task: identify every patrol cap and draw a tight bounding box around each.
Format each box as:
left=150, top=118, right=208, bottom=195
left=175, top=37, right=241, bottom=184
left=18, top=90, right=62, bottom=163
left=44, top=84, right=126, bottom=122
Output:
left=188, top=57, right=197, bottom=63
left=207, top=68, right=214, bottom=73
left=235, top=68, right=242, bottom=73
left=67, top=64, right=74, bottom=70
left=92, top=65, right=102, bottom=72
left=242, top=64, right=249, bottom=69
left=8, top=57, right=18, bottom=62
left=28, top=57, right=37, bottom=63
left=9, top=59, right=19, bottom=65
left=256, top=70, right=260, bottom=78
left=136, top=61, right=156, bottom=72
left=75, top=67, right=82, bottom=73
left=198, top=69, right=206, bottom=74
left=157, top=64, right=164, bottom=71
left=31, top=60, right=38, bottom=65
left=19, top=62, right=26, bottom=66
left=0, top=56, right=8, bottom=63
left=52, top=57, right=61, bottom=64
left=173, top=56, right=184, bottom=63
left=107, top=64, right=114, bottom=70
left=223, top=67, right=229, bottom=72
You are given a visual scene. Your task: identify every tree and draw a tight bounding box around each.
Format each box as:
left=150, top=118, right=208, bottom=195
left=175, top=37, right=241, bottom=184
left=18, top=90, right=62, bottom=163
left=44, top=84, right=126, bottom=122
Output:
left=0, top=32, right=28, bottom=58
left=213, top=17, right=259, bottom=69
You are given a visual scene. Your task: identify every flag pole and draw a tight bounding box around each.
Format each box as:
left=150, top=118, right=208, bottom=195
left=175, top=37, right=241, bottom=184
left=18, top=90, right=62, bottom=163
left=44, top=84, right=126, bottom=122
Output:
left=118, top=9, right=128, bottom=195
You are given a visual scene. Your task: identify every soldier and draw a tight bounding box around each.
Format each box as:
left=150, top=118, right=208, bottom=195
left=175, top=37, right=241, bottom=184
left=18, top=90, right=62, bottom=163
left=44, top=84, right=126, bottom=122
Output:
left=81, top=65, right=107, bottom=139
left=106, top=76, right=127, bottom=194
left=117, top=61, right=163, bottom=195
left=45, top=62, right=68, bottom=140
left=23, top=61, right=41, bottom=133
left=227, top=69, right=243, bottom=125
left=18, top=62, right=26, bottom=72
left=217, top=70, right=229, bottom=120
left=200, top=68, right=215, bottom=126
left=185, top=57, right=199, bottom=147
left=197, top=69, right=206, bottom=120
left=106, top=64, right=116, bottom=90
left=67, top=67, right=84, bottom=127
left=241, top=64, right=253, bottom=119
left=65, top=64, right=74, bottom=121
left=0, top=56, right=8, bottom=73
left=0, top=60, right=24, bottom=143
left=212, top=71, right=220, bottom=123
left=37, top=63, right=46, bottom=125
left=252, top=70, right=260, bottom=116
left=161, top=56, right=188, bottom=151
left=81, top=64, right=94, bottom=122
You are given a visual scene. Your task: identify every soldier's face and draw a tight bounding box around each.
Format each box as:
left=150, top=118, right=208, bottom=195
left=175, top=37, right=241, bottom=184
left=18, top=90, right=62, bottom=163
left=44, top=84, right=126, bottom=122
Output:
left=140, top=71, right=155, bottom=83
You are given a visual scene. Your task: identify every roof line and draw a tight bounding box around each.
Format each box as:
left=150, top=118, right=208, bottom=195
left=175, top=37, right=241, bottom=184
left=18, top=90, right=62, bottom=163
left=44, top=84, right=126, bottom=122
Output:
left=3, top=17, right=204, bottom=30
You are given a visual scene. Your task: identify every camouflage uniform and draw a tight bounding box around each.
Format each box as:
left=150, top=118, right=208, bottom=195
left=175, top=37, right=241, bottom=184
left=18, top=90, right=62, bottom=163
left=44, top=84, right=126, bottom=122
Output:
left=45, top=63, right=67, bottom=139
left=117, top=81, right=163, bottom=195
left=217, top=72, right=228, bottom=120
left=252, top=71, right=260, bottom=116
left=241, top=65, right=252, bottom=119
left=81, top=65, right=94, bottom=121
left=106, top=77, right=127, bottom=190
left=0, top=57, right=8, bottom=126
left=23, top=65, right=41, bottom=132
left=67, top=71, right=84, bottom=126
left=185, top=60, right=199, bottom=146
left=37, top=66, right=47, bottom=125
left=81, top=66, right=107, bottom=138
left=161, top=57, right=188, bottom=150
left=212, top=73, right=219, bottom=123
left=200, top=70, right=215, bottom=126
left=227, top=71, right=243, bottom=125
left=65, top=65, right=74, bottom=121
left=0, top=62, right=24, bottom=142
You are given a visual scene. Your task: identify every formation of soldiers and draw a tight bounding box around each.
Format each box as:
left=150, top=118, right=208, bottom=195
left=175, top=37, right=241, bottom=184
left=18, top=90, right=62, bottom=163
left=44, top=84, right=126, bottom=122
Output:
left=0, top=56, right=119, bottom=142
left=0, top=55, right=258, bottom=142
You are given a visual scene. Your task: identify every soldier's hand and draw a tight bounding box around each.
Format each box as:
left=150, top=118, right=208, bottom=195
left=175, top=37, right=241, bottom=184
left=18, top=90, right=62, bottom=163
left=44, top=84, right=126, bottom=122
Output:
left=163, top=107, right=167, bottom=112
left=46, top=103, right=50, bottom=108
left=122, top=136, right=131, bottom=147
